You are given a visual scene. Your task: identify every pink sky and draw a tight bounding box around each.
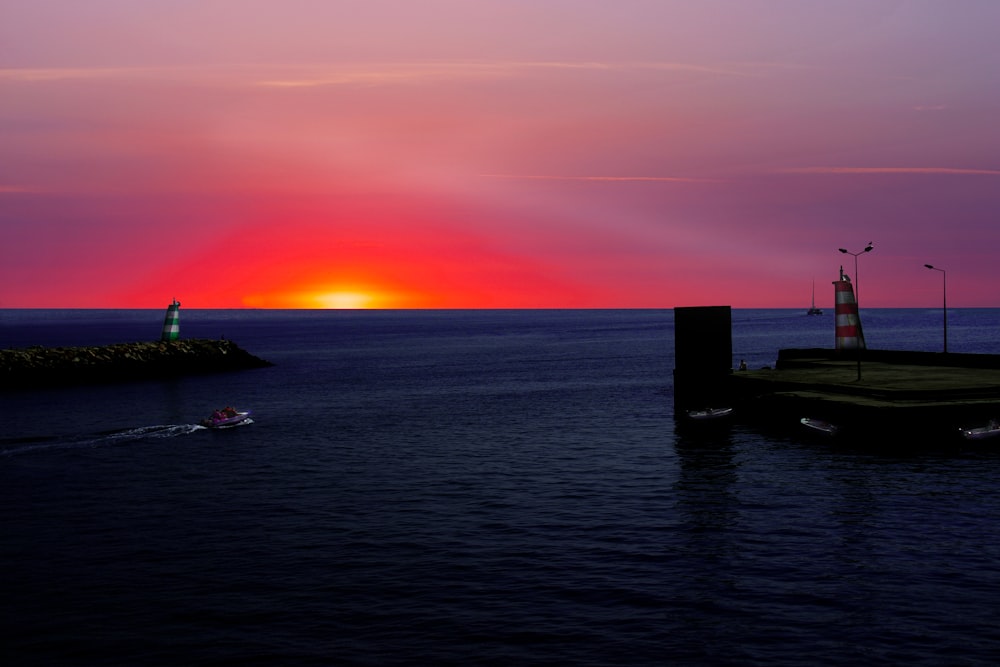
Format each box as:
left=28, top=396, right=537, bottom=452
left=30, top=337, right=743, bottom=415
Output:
left=2, top=0, right=999, bottom=308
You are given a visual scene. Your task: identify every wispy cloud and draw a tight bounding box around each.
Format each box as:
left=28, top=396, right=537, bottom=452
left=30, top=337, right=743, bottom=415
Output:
left=518, top=60, right=754, bottom=76
left=0, top=65, right=238, bottom=84
left=482, top=174, right=722, bottom=183
left=778, top=167, right=1000, bottom=176
left=253, top=60, right=757, bottom=87
left=253, top=62, right=511, bottom=87
left=0, top=67, right=197, bottom=82
left=0, top=60, right=758, bottom=89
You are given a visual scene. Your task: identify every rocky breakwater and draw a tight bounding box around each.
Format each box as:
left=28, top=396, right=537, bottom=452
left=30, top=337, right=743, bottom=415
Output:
left=0, top=339, right=273, bottom=390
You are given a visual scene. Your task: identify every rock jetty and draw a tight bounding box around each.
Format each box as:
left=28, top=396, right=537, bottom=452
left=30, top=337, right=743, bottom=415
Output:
left=0, top=339, right=273, bottom=390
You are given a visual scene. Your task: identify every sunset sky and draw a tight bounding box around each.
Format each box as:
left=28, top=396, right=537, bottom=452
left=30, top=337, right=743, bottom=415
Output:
left=2, top=1, right=999, bottom=308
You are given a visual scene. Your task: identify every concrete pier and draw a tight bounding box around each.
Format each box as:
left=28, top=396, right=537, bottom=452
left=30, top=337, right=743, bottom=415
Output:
left=728, top=348, right=1000, bottom=440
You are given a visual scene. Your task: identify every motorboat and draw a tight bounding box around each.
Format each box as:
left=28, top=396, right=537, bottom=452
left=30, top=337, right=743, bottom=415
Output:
left=959, top=420, right=1000, bottom=441
left=200, top=408, right=251, bottom=428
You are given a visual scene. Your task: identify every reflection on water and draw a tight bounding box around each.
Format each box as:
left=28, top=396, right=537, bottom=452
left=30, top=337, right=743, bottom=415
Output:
left=4, top=309, right=1000, bottom=666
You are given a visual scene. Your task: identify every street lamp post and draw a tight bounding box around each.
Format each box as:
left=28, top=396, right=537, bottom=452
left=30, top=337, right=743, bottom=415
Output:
left=924, top=264, right=947, bottom=354
left=838, top=242, right=873, bottom=381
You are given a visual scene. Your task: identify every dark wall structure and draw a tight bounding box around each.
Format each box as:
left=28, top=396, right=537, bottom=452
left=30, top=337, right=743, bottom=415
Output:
left=673, top=306, right=733, bottom=410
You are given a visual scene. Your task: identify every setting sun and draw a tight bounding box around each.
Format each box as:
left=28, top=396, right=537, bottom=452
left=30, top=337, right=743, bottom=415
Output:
left=314, top=291, right=376, bottom=309
left=241, top=284, right=417, bottom=309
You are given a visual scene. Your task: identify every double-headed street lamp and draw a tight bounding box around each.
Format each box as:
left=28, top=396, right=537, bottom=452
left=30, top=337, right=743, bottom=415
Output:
left=838, top=242, right=873, bottom=381
left=838, top=242, right=874, bottom=306
left=924, top=264, right=947, bottom=354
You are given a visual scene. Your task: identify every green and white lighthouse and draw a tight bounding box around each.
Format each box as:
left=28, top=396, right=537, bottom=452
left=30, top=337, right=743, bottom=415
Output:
left=161, top=299, right=181, bottom=341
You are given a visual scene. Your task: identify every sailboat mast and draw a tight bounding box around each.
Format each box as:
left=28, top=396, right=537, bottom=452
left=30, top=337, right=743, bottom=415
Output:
left=807, top=279, right=823, bottom=315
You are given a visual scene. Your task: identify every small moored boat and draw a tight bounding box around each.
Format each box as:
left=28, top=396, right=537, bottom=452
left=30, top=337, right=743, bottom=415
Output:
left=686, top=407, right=733, bottom=421
left=200, top=408, right=251, bottom=428
left=801, top=417, right=838, bottom=436
left=959, top=419, right=1000, bottom=441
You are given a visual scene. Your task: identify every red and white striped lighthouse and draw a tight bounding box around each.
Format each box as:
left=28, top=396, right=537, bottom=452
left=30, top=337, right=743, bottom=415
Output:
left=833, top=267, right=865, bottom=350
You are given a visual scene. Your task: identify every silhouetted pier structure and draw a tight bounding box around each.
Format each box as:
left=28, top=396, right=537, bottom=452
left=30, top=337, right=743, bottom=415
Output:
left=674, top=305, right=1000, bottom=441
left=729, top=348, right=1000, bottom=440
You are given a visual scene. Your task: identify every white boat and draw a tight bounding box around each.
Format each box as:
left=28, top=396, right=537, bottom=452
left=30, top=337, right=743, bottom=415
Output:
left=807, top=280, right=823, bottom=315
left=686, top=407, right=733, bottom=421
left=801, top=417, right=838, bottom=436
left=200, top=409, right=251, bottom=428
left=960, top=420, right=1000, bottom=441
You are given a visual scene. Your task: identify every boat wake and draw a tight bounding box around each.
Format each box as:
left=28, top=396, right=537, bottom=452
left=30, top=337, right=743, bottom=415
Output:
left=1, top=423, right=205, bottom=457
left=105, top=424, right=206, bottom=441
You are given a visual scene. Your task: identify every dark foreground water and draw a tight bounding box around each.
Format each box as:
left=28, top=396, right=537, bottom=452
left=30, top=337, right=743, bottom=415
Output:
left=3, top=309, right=1000, bottom=666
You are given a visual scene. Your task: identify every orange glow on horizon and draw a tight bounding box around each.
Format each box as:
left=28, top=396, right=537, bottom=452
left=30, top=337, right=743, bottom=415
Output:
left=313, top=291, right=379, bottom=310
left=100, top=199, right=617, bottom=309
left=242, top=285, right=418, bottom=309
left=4, top=5, right=1000, bottom=309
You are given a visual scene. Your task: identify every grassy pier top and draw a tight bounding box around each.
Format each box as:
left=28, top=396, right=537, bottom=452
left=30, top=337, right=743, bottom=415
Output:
left=734, top=359, right=1000, bottom=407
left=0, top=339, right=273, bottom=390
left=727, top=350, right=1000, bottom=437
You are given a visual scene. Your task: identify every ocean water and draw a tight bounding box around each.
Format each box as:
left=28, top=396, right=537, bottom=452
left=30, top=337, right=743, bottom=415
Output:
left=3, top=308, right=1000, bottom=666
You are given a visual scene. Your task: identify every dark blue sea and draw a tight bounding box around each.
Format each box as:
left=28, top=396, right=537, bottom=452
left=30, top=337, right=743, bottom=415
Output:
left=3, top=308, right=1000, bottom=666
